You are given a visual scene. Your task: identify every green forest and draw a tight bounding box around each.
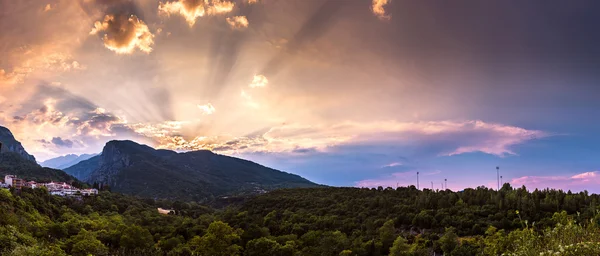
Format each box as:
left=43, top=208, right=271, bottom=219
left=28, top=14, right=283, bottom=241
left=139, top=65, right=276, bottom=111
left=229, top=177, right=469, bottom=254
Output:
left=2, top=185, right=600, bottom=256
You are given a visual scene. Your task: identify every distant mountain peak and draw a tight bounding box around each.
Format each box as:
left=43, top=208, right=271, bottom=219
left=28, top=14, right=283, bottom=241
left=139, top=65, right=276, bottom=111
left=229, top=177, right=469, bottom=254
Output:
left=0, top=125, right=36, bottom=162
left=40, top=153, right=98, bottom=170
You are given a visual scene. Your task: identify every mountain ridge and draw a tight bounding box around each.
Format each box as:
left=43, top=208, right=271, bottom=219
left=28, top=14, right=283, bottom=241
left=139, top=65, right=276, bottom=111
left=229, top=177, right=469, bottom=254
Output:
left=65, top=140, right=319, bottom=200
left=0, top=126, right=36, bottom=162
left=40, top=153, right=97, bottom=169
left=0, top=126, right=78, bottom=183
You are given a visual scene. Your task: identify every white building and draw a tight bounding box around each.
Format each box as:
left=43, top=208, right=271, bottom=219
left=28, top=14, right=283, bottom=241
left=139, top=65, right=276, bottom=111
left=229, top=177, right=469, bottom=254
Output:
left=157, top=208, right=174, bottom=215
left=0, top=175, right=98, bottom=197
left=4, top=175, right=15, bottom=187
left=81, top=188, right=98, bottom=196
left=25, top=181, right=37, bottom=189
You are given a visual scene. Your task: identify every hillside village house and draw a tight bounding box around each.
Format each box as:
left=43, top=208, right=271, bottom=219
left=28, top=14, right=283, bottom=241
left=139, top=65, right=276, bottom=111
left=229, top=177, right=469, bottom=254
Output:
left=3, top=175, right=24, bottom=189
left=1, top=175, right=98, bottom=196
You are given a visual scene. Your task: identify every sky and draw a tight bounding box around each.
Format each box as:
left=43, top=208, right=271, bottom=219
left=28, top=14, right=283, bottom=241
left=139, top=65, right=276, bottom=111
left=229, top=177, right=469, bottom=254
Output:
left=1, top=0, right=600, bottom=192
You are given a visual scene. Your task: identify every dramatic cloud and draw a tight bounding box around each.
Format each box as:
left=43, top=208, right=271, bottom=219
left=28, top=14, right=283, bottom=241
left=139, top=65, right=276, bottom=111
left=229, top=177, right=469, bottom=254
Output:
left=226, top=16, right=249, bottom=29
left=51, top=137, right=74, bottom=148
left=0, top=0, right=89, bottom=95
left=4, top=0, right=598, bottom=190
left=72, top=108, right=127, bottom=137
left=143, top=120, right=547, bottom=157
left=197, top=103, right=216, bottom=115
left=158, top=0, right=235, bottom=27
left=127, top=121, right=186, bottom=139
left=511, top=171, right=600, bottom=192
left=10, top=99, right=128, bottom=139
left=0, top=52, right=84, bottom=86
left=372, top=0, right=390, bottom=20
left=90, top=14, right=154, bottom=54
left=249, top=74, right=268, bottom=88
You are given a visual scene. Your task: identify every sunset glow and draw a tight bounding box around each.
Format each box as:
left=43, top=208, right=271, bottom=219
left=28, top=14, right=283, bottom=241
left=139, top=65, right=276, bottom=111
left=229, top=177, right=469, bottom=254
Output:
left=2, top=0, right=600, bottom=192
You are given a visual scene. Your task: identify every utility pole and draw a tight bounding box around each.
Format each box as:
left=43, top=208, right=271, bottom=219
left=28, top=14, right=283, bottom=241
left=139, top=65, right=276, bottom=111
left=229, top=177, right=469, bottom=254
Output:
left=496, top=166, right=500, bottom=190
left=416, top=172, right=420, bottom=190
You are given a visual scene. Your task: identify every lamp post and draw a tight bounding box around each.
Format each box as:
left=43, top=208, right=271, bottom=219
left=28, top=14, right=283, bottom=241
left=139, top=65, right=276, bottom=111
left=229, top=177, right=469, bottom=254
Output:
left=496, top=166, right=500, bottom=190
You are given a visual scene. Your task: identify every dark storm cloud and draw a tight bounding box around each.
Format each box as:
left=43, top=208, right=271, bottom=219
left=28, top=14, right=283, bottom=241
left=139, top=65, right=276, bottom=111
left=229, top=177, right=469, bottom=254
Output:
left=51, top=137, right=74, bottom=148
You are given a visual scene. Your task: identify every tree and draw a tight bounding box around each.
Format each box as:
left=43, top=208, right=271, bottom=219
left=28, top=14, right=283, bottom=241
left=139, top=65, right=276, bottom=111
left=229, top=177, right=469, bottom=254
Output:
left=339, top=250, right=353, bottom=256
left=439, top=228, right=458, bottom=255
left=158, top=236, right=183, bottom=252
left=70, top=229, right=108, bottom=256
left=378, top=219, right=396, bottom=254
left=245, top=237, right=281, bottom=256
left=388, top=235, right=410, bottom=256
left=190, top=221, right=242, bottom=256
left=7, top=244, right=67, bottom=256
left=301, top=231, right=349, bottom=256
left=483, top=226, right=507, bottom=255
left=119, top=225, right=154, bottom=251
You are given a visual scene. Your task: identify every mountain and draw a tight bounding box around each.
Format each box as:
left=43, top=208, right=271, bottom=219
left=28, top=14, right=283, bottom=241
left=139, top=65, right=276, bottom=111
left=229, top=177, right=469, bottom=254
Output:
left=0, top=126, right=77, bottom=183
left=60, top=155, right=100, bottom=184
left=40, top=153, right=97, bottom=169
left=0, top=152, right=77, bottom=183
left=64, top=140, right=319, bottom=200
left=0, top=126, right=36, bottom=162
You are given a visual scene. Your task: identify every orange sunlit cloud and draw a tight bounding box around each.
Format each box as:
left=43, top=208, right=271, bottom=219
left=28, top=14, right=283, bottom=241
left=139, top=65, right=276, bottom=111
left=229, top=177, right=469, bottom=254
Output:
left=226, top=16, right=249, bottom=29
left=197, top=103, right=216, bottom=115
left=135, top=120, right=547, bottom=157
left=90, top=14, right=154, bottom=54
left=249, top=74, right=268, bottom=88
left=372, top=0, right=391, bottom=20
left=159, top=0, right=235, bottom=27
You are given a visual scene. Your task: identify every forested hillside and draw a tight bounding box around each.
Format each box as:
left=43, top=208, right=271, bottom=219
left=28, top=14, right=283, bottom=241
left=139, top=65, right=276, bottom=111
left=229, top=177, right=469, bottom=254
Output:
left=0, top=152, right=77, bottom=183
left=3, top=185, right=600, bottom=255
